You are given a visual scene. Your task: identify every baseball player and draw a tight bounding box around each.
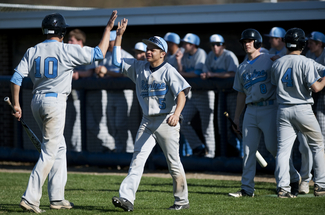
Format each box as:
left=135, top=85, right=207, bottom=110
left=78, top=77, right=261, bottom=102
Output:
left=93, top=30, right=135, bottom=153
left=264, top=27, right=287, bottom=57
left=65, top=29, right=93, bottom=152
left=264, top=27, right=313, bottom=195
left=133, top=42, right=147, bottom=61
left=201, top=34, right=239, bottom=157
left=298, top=31, right=325, bottom=194
left=271, top=28, right=325, bottom=198
left=176, top=33, right=215, bottom=158
left=10, top=11, right=118, bottom=213
left=229, top=29, right=301, bottom=198
left=111, top=19, right=190, bottom=211
left=164, top=32, right=184, bottom=70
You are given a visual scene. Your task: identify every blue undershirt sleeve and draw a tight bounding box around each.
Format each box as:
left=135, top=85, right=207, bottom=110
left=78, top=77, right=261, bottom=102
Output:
left=112, top=46, right=122, bottom=68
left=93, top=46, right=104, bottom=61
left=10, top=71, right=24, bottom=86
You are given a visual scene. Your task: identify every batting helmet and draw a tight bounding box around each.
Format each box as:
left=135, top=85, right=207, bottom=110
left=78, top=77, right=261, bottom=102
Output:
left=164, top=32, right=180, bottom=45
left=284, top=28, right=306, bottom=51
left=42, top=13, right=69, bottom=37
left=182, top=33, right=200, bottom=46
left=240, top=29, right=262, bottom=49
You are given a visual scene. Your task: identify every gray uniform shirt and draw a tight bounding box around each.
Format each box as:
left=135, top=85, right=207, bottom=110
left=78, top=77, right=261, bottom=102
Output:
left=165, top=47, right=184, bottom=71
left=233, top=54, right=275, bottom=104
left=121, top=59, right=191, bottom=116
left=181, top=48, right=207, bottom=74
left=271, top=55, right=321, bottom=105
left=269, top=46, right=287, bottom=57
left=204, top=49, right=239, bottom=73
left=15, top=40, right=95, bottom=95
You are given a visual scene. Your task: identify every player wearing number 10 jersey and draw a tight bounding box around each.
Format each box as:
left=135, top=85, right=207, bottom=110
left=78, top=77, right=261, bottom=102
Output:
left=10, top=11, right=118, bottom=212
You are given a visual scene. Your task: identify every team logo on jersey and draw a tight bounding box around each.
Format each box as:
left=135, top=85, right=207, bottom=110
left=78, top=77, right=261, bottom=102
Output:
left=140, top=80, right=169, bottom=98
left=242, top=70, right=267, bottom=89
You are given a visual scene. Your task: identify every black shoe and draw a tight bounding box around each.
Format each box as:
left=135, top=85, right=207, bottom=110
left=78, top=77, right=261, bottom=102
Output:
left=277, top=188, right=296, bottom=198
left=290, top=181, right=299, bottom=197
left=192, top=145, right=206, bottom=157
left=112, top=196, right=134, bottom=212
left=168, top=203, right=190, bottom=210
left=314, top=184, right=325, bottom=197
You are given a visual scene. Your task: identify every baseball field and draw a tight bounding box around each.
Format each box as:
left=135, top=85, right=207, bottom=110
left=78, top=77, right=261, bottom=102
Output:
left=0, top=163, right=323, bottom=214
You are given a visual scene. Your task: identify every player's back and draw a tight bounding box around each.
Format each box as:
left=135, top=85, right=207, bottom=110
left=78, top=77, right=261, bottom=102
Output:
left=271, top=55, right=319, bottom=104
left=17, top=40, right=94, bottom=95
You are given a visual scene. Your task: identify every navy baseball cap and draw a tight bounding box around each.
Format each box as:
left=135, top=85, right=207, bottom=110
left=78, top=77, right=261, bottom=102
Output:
left=164, top=32, right=180, bottom=45
left=142, top=36, right=168, bottom=52
left=308, top=31, right=325, bottom=43
left=264, top=27, right=286, bottom=38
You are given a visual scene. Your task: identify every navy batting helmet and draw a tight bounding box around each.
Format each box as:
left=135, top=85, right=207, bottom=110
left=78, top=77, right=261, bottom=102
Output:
left=42, top=13, right=69, bottom=37
left=284, top=28, right=306, bottom=51
left=240, top=29, right=262, bottom=49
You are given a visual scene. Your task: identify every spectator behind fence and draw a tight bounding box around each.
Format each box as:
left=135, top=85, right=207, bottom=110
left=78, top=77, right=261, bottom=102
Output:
left=66, top=28, right=94, bottom=152
left=176, top=33, right=215, bottom=158
left=93, top=30, right=135, bottom=153
left=201, top=34, right=240, bottom=157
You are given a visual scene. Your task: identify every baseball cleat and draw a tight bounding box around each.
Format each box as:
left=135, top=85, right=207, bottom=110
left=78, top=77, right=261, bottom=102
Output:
left=112, top=196, right=134, bottom=212
left=228, top=189, right=254, bottom=197
left=20, top=199, right=45, bottom=213
left=168, top=203, right=190, bottom=210
left=277, top=188, right=296, bottom=198
left=314, top=184, right=325, bottom=197
left=290, top=180, right=300, bottom=197
left=50, top=200, right=74, bottom=209
left=298, top=181, right=310, bottom=194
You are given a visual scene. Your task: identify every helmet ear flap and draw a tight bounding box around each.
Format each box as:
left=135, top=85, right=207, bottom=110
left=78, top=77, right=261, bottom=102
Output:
left=254, top=40, right=262, bottom=49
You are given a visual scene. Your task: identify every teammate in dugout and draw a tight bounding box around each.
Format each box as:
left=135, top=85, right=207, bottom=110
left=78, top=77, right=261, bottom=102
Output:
left=201, top=34, right=240, bottom=157
left=10, top=11, right=118, bottom=213
left=176, top=33, right=215, bottom=158
left=111, top=18, right=190, bottom=211
left=271, top=28, right=325, bottom=198
left=229, top=29, right=301, bottom=198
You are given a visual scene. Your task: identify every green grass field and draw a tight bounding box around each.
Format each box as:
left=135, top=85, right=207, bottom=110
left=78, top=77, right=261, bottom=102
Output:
left=0, top=171, right=324, bottom=214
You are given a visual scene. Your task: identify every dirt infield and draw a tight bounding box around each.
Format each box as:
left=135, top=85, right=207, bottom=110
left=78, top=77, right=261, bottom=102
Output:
left=0, top=161, right=277, bottom=183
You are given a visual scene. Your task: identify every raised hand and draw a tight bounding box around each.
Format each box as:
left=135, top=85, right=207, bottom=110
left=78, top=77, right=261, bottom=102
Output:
left=116, top=18, right=128, bottom=36
left=107, top=10, right=118, bottom=30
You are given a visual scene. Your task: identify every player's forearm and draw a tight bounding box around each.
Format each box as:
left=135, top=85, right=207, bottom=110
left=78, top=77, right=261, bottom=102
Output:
left=234, top=92, right=246, bottom=121
left=210, top=71, right=235, bottom=78
left=115, top=34, right=122, bottom=47
left=98, top=27, right=112, bottom=57
left=174, top=91, right=186, bottom=117
left=311, top=77, right=325, bottom=93
left=11, top=83, right=20, bottom=106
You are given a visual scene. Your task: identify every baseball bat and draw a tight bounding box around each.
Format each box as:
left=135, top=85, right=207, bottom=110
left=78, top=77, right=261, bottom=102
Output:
left=4, top=97, right=42, bottom=153
left=224, top=112, right=267, bottom=168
